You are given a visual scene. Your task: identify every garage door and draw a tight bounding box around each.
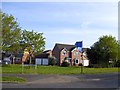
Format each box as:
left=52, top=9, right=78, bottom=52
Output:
left=35, top=58, right=42, bottom=65
left=43, top=59, right=48, bottom=65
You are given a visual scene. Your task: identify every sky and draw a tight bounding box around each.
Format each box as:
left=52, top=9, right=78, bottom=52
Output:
left=2, top=1, right=118, bottom=50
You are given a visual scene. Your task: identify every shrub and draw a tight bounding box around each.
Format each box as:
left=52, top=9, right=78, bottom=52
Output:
left=92, top=64, right=108, bottom=68
left=48, top=56, right=56, bottom=66
left=61, top=61, right=70, bottom=67
left=88, top=64, right=93, bottom=68
left=114, top=60, right=120, bottom=67
left=78, top=63, right=83, bottom=66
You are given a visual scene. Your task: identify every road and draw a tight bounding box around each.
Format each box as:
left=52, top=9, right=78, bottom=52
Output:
left=1, top=73, right=119, bottom=89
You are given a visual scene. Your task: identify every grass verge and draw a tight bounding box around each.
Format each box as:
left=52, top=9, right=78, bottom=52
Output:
left=1, top=76, right=26, bottom=83
left=1, top=64, right=119, bottom=74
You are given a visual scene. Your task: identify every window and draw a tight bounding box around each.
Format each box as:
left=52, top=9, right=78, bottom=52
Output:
left=74, top=52, right=78, bottom=56
left=62, top=50, right=67, bottom=55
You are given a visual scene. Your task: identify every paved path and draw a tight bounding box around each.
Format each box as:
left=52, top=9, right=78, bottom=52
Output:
left=2, top=73, right=119, bottom=88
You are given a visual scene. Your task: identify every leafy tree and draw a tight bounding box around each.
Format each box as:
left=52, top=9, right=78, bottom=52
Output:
left=1, top=12, right=21, bottom=54
left=20, top=30, right=45, bottom=54
left=114, top=41, right=120, bottom=67
left=87, top=35, right=118, bottom=67
left=0, top=11, right=2, bottom=53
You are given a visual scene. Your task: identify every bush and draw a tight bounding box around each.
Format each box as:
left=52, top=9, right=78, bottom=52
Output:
left=61, top=61, right=70, bottom=67
left=88, top=64, right=93, bottom=68
left=48, top=56, right=56, bottom=66
left=78, top=63, right=83, bottom=66
left=2, top=64, right=11, bottom=67
left=114, top=60, right=120, bottom=67
left=92, top=64, right=109, bottom=68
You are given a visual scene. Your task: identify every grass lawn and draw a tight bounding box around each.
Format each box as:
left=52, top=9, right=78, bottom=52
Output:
left=1, top=64, right=119, bottom=74
left=1, top=76, right=26, bottom=83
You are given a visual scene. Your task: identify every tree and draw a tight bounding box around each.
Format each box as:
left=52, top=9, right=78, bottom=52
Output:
left=0, top=11, right=2, bottom=53
left=20, top=30, right=45, bottom=54
left=114, top=41, right=120, bottom=67
left=1, top=12, right=21, bottom=54
left=87, top=35, right=118, bottom=67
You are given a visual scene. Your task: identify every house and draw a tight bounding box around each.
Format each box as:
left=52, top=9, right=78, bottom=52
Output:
left=81, top=48, right=89, bottom=66
left=52, top=43, right=83, bottom=66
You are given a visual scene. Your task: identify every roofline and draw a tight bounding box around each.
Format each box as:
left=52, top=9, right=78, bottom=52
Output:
left=55, top=43, right=75, bottom=46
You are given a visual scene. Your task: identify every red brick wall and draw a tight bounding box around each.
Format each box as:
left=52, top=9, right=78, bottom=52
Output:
left=71, top=49, right=82, bottom=65
left=49, top=50, right=52, bottom=56
left=52, top=46, right=60, bottom=65
left=60, top=49, right=69, bottom=65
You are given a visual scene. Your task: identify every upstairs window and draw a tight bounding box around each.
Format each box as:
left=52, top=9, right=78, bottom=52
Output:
left=62, top=49, right=67, bottom=55
left=74, top=52, right=78, bottom=56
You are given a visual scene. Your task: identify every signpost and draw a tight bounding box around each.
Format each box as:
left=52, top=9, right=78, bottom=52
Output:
left=81, top=54, right=83, bottom=74
left=75, top=41, right=84, bottom=74
left=22, top=48, right=37, bottom=74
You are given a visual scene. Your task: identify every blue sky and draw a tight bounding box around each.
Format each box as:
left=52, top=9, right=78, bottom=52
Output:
left=2, top=2, right=118, bottom=50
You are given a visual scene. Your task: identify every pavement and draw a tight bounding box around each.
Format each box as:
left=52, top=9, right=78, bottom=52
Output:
left=1, top=73, right=120, bottom=89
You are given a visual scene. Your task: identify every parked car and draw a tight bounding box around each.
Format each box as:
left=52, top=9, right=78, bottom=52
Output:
left=3, top=57, right=11, bottom=64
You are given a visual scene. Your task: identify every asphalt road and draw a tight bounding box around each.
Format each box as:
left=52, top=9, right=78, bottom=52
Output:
left=2, top=73, right=119, bottom=89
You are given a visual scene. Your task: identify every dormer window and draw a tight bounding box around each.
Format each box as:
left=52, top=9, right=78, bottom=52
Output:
left=62, top=48, right=67, bottom=55
left=62, top=50, right=67, bottom=55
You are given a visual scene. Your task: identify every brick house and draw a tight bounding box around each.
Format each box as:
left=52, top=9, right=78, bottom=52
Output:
left=35, top=43, right=89, bottom=66
left=52, top=43, right=83, bottom=66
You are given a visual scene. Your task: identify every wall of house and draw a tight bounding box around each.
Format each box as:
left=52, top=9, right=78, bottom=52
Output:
left=49, top=50, right=52, bottom=56
left=71, top=48, right=82, bottom=66
left=46, top=50, right=52, bottom=57
left=52, top=46, right=60, bottom=65
left=60, top=49, right=69, bottom=65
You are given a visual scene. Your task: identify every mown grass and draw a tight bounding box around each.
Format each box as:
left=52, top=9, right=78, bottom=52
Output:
left=1, top=64, right=119, bottom=74
left=1, top=76, right=26, bottom=83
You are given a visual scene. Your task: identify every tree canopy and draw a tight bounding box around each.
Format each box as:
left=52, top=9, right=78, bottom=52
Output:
left=20, top=30, right=45, bottom=54
left=2, top=12, right=21, bottom=54
left=87, top=35, right=118, bottom=67
left=1, top=12, right=45, bottom=55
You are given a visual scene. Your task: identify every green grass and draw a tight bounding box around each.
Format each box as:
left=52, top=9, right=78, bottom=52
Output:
left=1, top=64, right=119, bottom=74
left=1, top=76, right=26, bottom=83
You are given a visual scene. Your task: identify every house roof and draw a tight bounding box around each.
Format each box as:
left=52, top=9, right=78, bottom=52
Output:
left=53, top=43, right=76, bottom=52
left=82, top=48, right=89, bottom=52
left=35, top=53, right=49, bottom=58
left=43, top=50, right=51, bottom=53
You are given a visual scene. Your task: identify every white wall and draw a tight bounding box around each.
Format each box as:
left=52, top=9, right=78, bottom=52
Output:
left=83, top=60, right=89, bottom=66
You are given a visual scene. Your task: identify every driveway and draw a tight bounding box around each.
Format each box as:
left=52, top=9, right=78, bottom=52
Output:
left=2, top=73, right=119, bottom=88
